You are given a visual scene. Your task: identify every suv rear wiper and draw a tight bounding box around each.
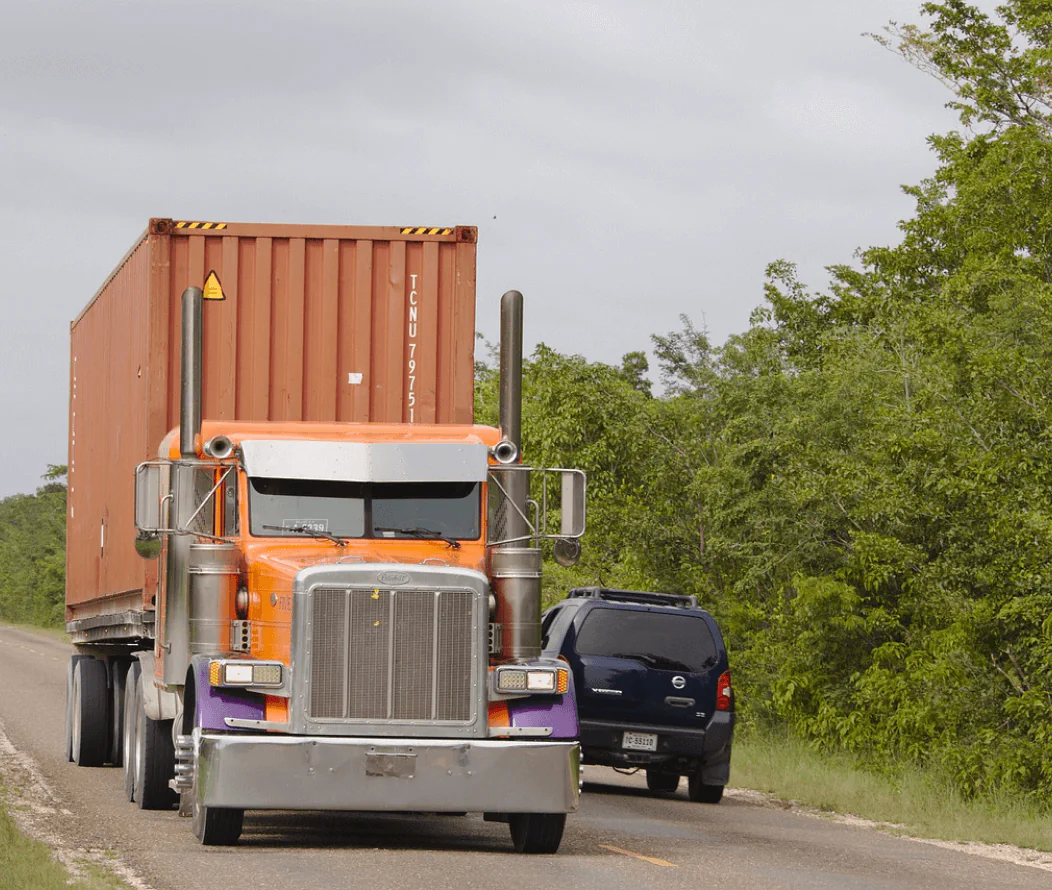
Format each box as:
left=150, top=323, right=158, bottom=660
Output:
left=612, top=651, right=658, bottom=667
left=612, top=652, right=694, bottom=672
left=260, top=524, right=346, bottom=547
left=374, top=526, right=461, bottom=550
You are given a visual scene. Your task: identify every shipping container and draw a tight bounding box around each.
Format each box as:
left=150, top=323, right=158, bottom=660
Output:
left=67, top=219, right=478, bottom=622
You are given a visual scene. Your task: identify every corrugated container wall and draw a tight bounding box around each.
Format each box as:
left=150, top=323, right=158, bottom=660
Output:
left=67, top=219, right=478, bottom=621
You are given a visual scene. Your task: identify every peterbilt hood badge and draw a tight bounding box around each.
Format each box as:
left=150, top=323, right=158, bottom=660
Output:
left=672, top=676, right=686, bottom=689
left=377, top=571, right=411, bottom=586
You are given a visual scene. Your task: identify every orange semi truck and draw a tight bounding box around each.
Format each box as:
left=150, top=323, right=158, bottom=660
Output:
left=64, top=220, right=585, bottom=852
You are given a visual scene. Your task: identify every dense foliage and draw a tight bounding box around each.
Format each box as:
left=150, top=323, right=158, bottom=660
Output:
left=478, top=0, right=1052, bottom=806
left=0, top=467, right=67, bottom=627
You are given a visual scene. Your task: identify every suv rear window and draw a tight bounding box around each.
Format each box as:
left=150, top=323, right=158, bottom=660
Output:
left=575, top=609, right=717, bottom=672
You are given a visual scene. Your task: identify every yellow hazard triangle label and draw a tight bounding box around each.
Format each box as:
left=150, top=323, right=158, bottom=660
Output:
left=203, top=270, right=225, bottom=301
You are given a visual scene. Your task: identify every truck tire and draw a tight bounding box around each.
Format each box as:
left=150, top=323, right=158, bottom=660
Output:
left=645, top=769, right=679, bottom=793
left=192, top=798, right=244, bottom=846
left=509, top=813, right=566, bottom=854
left=129, top=665, right=178, bottom=811
left=71, top=658, right=110, bottom=767
left=64, top=655, right=87, bottom=762
left=122, top=662, right=140, bottom=801
left=687, top=774, right=723, bottom=804
left=183, top=677, right=244, bottom=845
left=109, top=660, right=130, bottom=768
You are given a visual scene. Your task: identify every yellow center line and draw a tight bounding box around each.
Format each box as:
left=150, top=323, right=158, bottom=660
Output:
left=599, top=844, right=677, bottom=867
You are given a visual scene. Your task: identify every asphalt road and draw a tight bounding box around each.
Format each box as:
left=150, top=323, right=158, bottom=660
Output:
left=0, top=624, right=1048, bottom=890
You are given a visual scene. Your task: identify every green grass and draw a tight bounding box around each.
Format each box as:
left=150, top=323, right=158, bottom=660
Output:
left=0, top=796, right=131, bottom=890
left=733, top=728, right=1052, bottom=852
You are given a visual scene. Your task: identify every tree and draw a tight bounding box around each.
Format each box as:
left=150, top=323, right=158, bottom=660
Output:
left=870, top=0, right=1052, bottom=133
left=469, top=6, right=1052, bottom=797
left=0, top=470, right=68, bottom=627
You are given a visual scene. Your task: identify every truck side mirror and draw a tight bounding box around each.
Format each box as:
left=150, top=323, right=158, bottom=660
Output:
left=552, top=537, right=582, bottom=567
left=135, top=463, right=169, bottom=534
left=560, top=470, right=586, bottom=537
left=134, top=533, right=162, bottom=560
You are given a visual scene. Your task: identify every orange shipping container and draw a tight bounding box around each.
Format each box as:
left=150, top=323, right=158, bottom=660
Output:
left=67, top=219, right=478, bottom=622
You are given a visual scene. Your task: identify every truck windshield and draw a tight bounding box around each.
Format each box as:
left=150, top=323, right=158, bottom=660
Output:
left=248, top=478, right=480, bottom=541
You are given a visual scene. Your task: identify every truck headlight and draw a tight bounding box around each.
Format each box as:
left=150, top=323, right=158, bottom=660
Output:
left=527, top=671, right=556, bottom=692
left=208, top=660, right=283, bottom=688
left=495, top=666, right=568, bottom=695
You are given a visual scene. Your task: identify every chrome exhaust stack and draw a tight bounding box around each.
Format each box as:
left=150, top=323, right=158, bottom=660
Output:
left=492, top=289, right=540, bottom=661
left=491, top=438, right=519, bottom=465
left=496, top=290, right=528, bottom=544
left=179, top=287, right=203, bottom=459
left=203, top=435, right=235, bottom=459
left=499, top=290, right=523, bottom=460
left=163, top=286, right=205, bottom=685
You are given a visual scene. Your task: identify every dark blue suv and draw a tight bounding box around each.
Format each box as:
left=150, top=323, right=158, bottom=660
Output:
left=541, top=588, right=734, bottom=803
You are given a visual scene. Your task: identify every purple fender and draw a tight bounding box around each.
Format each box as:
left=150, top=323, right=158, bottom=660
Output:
left=507, top=666, right=579, bottom=739
left=189, top=656, right=266, bottom=731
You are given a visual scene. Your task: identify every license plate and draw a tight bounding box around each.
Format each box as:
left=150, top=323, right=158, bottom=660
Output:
left=622, top=731, right=658, bottom=752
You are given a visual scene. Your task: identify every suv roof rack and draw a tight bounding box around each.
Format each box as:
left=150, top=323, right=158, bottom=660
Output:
left=568, top=587, right=699, bottom=609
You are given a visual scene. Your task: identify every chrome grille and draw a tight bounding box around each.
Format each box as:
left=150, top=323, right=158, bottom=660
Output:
left=437, top=591, right=474, bottom=720
left=392, top=591, right=433, bottom=719
left=309, top=587, right=475, bottom=722
left=309, top=591, right=348, bottom=719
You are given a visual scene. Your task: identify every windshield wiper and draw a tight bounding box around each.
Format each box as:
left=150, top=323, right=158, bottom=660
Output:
left=612, top=652, right=693, bottom=672
left=374, top=526, right=461, bottom=550
left=260, top=524, right=346, bottom=547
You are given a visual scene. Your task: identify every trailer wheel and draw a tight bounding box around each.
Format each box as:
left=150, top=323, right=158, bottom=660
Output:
left=128, top=664, right=178, bottom=810
left=71, top=658, right=110, bottom=767
left=64, top=655, right=87, bottom=762
left=109, top=660, right=130, bottom=768
left=508, top=813, right=566, bottom=854
left=122, top=661, right=140, bottom=801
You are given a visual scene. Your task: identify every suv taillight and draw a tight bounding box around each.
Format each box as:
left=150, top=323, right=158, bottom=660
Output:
left=716, top=670, right=733, bottom=711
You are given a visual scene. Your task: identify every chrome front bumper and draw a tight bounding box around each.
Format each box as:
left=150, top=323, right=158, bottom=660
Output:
left=197, top=734, right=580, bottom=813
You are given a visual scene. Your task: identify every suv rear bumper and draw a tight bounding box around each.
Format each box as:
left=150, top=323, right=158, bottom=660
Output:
left=197, top=734, right=581, bottom=813
left=579, top=711, right=734, bottom=772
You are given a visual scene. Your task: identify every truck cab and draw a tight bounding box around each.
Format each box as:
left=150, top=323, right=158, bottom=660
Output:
left=127, top=292, right=583, bottom=852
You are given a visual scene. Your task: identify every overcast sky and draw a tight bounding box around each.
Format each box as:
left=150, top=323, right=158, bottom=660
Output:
left=1, top=0, right=971, bottom=498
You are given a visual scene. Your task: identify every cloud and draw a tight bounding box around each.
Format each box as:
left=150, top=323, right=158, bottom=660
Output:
left=0, top=0, right=970, bottom=496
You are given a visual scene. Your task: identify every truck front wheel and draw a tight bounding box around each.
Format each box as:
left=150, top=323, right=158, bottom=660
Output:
left=181, top=677, right=244, bottom=846
left=124, top=662, right=177, bottom=810
left=509, top=813, right=566, bottom=854
left=192, top=796, right=244, bottom=846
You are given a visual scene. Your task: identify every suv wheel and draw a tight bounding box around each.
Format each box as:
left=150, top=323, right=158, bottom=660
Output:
left=688, top=773, right=723, bottom=804
left=645, top=769, right=679, bottom=793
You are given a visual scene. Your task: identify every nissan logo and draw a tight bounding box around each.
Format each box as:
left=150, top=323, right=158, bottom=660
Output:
left=672, top=675, right=686, bottom=689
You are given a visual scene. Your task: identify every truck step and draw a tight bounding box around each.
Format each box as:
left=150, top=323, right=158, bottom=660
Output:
left=170, top=734, right=194, bottom=794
